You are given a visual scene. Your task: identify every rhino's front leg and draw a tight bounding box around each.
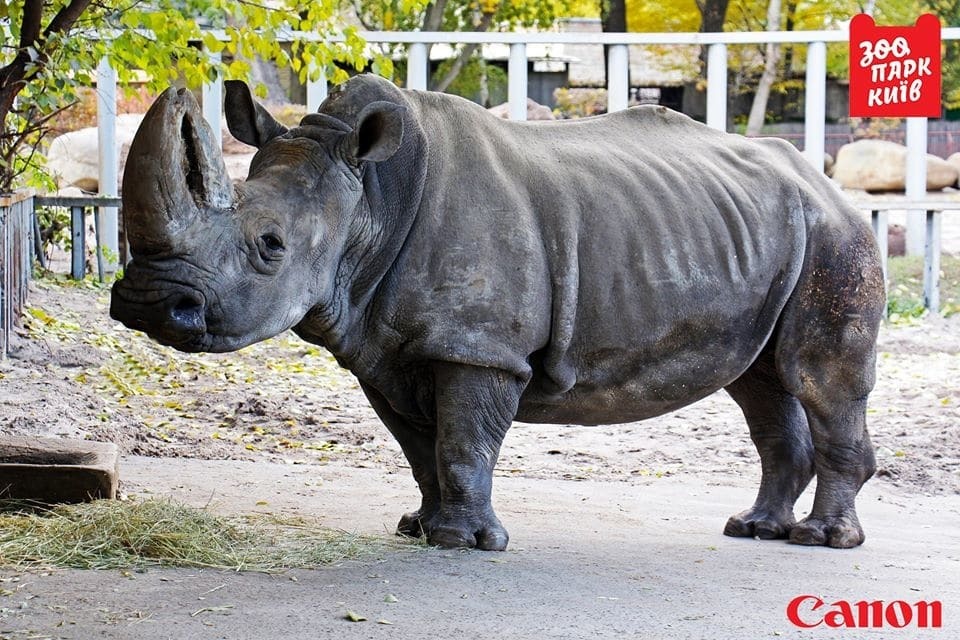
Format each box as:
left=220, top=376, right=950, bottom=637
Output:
left=359, top=382, right=442, bottom=538
left=426, top=362, right=524, bottom=551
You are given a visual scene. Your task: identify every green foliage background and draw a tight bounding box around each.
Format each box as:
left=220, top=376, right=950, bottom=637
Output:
left=0, top=0, right=386, bottom=190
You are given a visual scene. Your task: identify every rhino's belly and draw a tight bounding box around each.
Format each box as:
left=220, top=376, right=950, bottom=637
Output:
left=515, top=345, right=752, bottom=426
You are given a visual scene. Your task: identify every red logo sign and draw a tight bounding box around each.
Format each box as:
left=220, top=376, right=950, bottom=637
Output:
left=849, top=13, right=941, bottom=117
left=787, top=595, right=943, bottom=629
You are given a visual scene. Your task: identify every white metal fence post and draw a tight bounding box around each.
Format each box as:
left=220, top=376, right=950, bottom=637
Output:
left=803, top=41, right=826, bottom=170
left=905, top=117, right=928, bottom=256
left=407, top=42, right=428, bottom=90
left=706, top=43, right=727, bottom=131
left=306, top=69, right=328, bottom=112
left=508, top=42, right=528, bottom=121
left=607, top=44, right=629, bottom=113
left=96, top=57, right=119, bottom=272
left=202, top=51, right=223, bottom=151
left=924, top=208, right=942, bottom=312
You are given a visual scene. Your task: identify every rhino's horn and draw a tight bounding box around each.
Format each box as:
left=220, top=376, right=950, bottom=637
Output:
left=122, top=87, right=233, bottom=255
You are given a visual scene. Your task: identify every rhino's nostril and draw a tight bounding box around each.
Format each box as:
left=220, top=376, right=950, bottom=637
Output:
left=169, top=292, right=205, bottom=333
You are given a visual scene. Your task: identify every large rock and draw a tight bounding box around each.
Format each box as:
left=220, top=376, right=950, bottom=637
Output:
left=948, top=152, right=960, bottom=187
left=46, top=114, right=144, bottom=192
left=488, top=98, right=555, bottom=121
left=832, top=139, right=959, bottom=192
left=46, top=116, right=255, bottom=192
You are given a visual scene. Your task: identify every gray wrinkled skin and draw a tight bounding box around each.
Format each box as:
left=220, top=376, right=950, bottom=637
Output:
left=111, top=75, right=885, bottom=551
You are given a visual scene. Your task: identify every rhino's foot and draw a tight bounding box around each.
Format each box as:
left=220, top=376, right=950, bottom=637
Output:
left=429, top=516, right=509, bottom=551
left=396, top=509, right=507, bottom=550
left=396, top=507, right=438, bottom=539
left=399, top=509, right=508, bottom=551
left=724, top=507, right=796, bottom=540
left=789, top=515, right=864, bottom=548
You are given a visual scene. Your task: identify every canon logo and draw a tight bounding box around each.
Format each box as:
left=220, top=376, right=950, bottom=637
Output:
left=787, top=595, right=943, bottom=629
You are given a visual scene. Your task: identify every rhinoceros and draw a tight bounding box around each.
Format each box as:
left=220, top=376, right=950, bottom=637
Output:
left=110, top=74, right=885, bottom=551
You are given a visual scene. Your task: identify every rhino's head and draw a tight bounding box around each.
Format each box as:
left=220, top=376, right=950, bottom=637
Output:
left=110, top=80, right=405, bottom=352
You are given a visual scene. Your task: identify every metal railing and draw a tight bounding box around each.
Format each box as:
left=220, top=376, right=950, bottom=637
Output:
left=857, top=196, right=960, bottom=314
left=34, top=196, right=123, bottom=282
left=1, top=191, right=36, bottom=358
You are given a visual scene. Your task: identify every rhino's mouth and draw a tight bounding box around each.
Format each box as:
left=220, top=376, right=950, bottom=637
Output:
left=110, top=276, right=211, bottom=351
left=110, top=277, right=260, bottom=354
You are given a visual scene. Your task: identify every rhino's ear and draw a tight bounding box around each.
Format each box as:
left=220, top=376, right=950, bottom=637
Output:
left=224, top=80, right=288, bottom=148
left=347, top=101, right=405, bottom=163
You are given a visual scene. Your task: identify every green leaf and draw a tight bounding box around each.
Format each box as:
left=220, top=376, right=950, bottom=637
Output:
left=345, top=611, right=367, bottom=622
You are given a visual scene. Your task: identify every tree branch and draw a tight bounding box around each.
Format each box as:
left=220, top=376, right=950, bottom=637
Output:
left=432, top=9, right=495, bottom=93
left=44, top=0, right=94, bottom=37
left=422, top=0, right=448, bottom=32
left=20, top=0, right=44, bottom=49
left=421, top=0, right=449, bottom=61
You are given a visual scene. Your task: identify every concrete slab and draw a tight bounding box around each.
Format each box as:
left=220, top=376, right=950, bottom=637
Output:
left=0, top=435, right=118, bottom=503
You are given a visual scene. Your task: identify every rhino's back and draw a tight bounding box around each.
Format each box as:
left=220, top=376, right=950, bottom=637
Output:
left=385, top=95, right=853, bottom=423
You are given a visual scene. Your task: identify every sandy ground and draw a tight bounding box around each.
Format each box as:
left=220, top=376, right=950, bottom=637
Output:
left=1, top=271, right=959, bottom=638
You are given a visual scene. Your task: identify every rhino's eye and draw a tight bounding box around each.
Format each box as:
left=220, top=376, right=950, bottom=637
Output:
left=258, top=232, right=285, bottom=261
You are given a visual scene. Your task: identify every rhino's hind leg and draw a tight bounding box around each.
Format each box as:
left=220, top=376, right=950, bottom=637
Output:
left=774, top=225, right=885, bottom=548
left=723, top=349, right=814, bottom=540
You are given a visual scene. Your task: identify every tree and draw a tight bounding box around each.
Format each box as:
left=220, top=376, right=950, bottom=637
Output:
left=745, top=0, right=782, bottom=134
left=698, top=0, right=731, bottom=32
left=0, top=0, right=373, bottom=192
left=351, top=0, right=568, bottom=93
left=922, top=0, right=960, bottom=109
left=601, top=0, right=628, bottom=89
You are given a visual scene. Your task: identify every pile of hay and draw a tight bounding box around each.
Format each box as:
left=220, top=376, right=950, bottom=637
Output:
left=0, top=498, right=399, bottom=571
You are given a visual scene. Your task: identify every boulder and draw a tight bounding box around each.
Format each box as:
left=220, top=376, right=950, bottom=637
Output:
left=948, top=152, right=960, bottom=187
left=488, top=98, right=556, bottom=121
left=832, top=139, right=959, bottom=192
left=46, top=114, right=144, bottom=192
left=887, top=223, right=906, bottom=257
left=46, top=116, right=256, bottom=192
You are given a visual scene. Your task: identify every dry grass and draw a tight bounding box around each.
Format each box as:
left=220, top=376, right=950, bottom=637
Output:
left=0, top=498, right=406, bottom=572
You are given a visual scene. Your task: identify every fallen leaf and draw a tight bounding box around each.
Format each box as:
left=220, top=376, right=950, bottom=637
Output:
left=345, top=611, right=367, bottom=622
